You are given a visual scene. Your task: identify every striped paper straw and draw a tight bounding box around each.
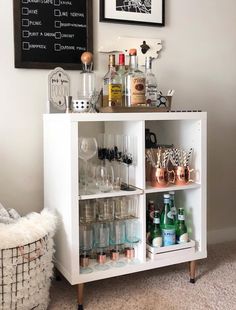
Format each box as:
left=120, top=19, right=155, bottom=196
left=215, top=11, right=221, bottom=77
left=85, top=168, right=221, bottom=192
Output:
left=186, top=148, right=193, bottom=166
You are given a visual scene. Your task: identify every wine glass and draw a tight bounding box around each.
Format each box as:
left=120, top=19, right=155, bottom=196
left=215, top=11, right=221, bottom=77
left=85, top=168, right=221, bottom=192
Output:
left=121, top=135, right=136, bottom=191
left=93, top=222, right=110, bottom=271
left=109, top=220, right=126, bottom=267
left=125, top=219, right=141, bottom=264
left=79, top=224, right=93, bottom=274
left=78, top=137, right=98, bottom=194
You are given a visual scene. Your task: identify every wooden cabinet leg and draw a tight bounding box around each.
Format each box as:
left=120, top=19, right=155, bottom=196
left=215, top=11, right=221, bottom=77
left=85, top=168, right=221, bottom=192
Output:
left=189, top=260, right=196, bottom=283
left=77, top=283, right=84, bottom=310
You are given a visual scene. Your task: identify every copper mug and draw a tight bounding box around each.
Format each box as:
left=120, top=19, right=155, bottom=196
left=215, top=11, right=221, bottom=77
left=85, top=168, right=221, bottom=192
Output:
left=150, top=167, right=175, bottom=188
left=175, top=166, right=194, bottom=185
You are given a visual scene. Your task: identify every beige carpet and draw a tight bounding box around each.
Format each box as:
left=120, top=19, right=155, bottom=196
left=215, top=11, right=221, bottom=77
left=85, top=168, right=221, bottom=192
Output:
left=49, top=241, right=236, bottom=310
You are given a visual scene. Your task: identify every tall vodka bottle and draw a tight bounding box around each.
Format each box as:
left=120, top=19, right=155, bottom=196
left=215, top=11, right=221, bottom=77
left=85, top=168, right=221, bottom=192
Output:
left=125, top=49, right=146, bottom=107
left=145, top=56, right=158, bottom=106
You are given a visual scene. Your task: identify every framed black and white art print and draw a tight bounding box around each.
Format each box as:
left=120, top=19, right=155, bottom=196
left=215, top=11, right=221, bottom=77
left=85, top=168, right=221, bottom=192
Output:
left=100, top=0, right=165, bottom=27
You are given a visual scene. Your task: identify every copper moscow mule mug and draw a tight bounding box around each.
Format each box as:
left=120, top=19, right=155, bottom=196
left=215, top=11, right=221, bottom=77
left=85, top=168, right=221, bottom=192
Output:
left=175, top=166, right=194, bottom=185
left=150, top=167, right=175, bottom=188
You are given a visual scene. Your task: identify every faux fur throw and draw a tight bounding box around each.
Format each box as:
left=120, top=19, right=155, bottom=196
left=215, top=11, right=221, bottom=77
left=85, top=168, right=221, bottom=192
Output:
left=0, top=209, right=57, bottom=250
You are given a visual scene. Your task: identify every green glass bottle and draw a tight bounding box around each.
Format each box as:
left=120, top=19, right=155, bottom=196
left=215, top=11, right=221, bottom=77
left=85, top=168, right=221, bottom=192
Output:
left=161, top=194, right=176, bottom=246
left=176, top=208, right=189, bottom=244
left=169, top=191, right=177, bottom=224
left=146, top=200, right=155, bottom=241
left=150, top=210, right=162, bottom=247
left=160, top=194, right=174, bottom=228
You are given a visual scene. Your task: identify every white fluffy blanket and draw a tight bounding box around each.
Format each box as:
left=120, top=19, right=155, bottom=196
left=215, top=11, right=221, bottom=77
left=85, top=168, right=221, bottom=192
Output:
left=0, top=209, right=57, bottom=249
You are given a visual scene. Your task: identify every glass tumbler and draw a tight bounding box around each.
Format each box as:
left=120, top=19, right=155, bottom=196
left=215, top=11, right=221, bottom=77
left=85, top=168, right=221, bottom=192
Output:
left=97, top=199, right=115, bottom=222
left=79, top=200, right=96, bottom=224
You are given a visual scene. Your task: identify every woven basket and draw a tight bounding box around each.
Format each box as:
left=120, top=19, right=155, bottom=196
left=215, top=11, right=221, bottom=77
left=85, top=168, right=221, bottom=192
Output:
left=0, top=210, right=56, bottom=310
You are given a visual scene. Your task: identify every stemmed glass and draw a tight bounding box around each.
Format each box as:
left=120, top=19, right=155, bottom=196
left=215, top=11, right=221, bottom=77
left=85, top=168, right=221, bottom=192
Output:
left=109, top=220, right=126, bottom=267
left=78, top=137, right=98, bottom=194
left=121, top=135, right=136, bottom=191
left=79, top=224, right=93, bottom=274
left=93, top=222, right=110, bottom=271
left=125, top=219, right=141, bottom=264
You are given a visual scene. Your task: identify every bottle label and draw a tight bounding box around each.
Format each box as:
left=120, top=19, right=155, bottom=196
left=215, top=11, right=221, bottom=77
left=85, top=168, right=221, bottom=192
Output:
left=171, top=207, right=177, bottom=216
left=177, top=233, right=189, bottom=244
left=178, top=214, right=185, bottom=221
left=153, top=218, right=160, bottom=224
left=108, top=84, right=122, bottom=105
left=152, top=236, right=162, bottom=247
left=162, top=229, right=176, bottom=246
left=131, top=77, right=145, bottom=105
left=167, top=211, right=174, bottom=220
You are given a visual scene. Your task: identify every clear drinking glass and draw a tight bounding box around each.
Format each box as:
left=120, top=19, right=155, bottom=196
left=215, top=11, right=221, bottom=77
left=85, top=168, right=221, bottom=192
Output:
left=97, top=198, right=115, bottom=222
left=79, top=200, right=96, bottom=224
left=79, top=224, right=93, bottom=274
left=114, top=197, right=128, bottom=220
left=78, top=137, right=97, bottom=194
left=95, top=165, right=114, bottom=193
left=109, top=220, right=126, bottom=267
left=125, top=219, right=141, bottom=264
left=93, top=222, right=110, bottom=271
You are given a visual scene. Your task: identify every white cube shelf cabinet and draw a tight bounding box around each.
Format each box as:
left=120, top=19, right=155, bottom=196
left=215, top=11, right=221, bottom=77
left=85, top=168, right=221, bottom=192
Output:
left=43, top=112, right=207, bottom=308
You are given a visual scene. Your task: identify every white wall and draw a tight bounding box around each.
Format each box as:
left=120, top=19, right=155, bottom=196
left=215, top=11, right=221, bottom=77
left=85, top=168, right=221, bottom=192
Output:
left=0, top=1, right=236, bottom=239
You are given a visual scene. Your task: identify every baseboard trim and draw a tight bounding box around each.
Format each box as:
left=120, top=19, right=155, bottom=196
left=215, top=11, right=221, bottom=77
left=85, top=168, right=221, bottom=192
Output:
left=208, top=226, right=236, bottom=244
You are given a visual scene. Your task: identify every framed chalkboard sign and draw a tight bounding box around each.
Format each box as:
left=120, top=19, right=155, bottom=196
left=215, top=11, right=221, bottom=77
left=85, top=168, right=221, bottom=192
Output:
left=13, top=0, right=93, bottom=70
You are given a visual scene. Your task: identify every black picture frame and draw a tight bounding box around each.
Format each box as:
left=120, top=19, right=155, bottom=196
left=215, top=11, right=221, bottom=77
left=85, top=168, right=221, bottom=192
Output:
left=100, top=0, right=165, bottom=27
left=13, top=0, right=93, bottom=70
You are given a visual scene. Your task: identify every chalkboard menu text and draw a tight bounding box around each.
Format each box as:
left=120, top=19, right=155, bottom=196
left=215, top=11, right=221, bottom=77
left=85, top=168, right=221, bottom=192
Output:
left=13, top=0, right=93, bottom=69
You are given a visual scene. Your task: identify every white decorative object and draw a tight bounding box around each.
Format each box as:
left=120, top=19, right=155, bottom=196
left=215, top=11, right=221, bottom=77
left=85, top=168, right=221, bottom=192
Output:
left=0, top=209, right=57, bottom=310
left=48, top=67, right=70, bottom=113
left=99, top=36, right=163, bottom=66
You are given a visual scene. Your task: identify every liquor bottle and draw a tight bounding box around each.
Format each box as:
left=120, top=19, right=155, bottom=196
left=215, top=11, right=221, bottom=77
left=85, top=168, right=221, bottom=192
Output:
left=176, top=208, right=189, bottom=244
left=145, top=56, right=158, bottom=106
left=117, top=53, right=126, bottom=106
left=146, top=200, right=155, bottom=238
left=160, top=193, right=176, bottom=246
left=169, top=191, right=177, bottom=224
left=102, top=54, right=122, bottom=107
left=149, top=210, right=162, bottom=247
left=125, top=49, right=146, bottom=107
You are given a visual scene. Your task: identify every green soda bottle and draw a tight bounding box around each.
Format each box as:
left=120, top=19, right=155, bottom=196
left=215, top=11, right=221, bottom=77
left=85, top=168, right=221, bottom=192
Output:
left=176, top=208, right=189, bottom=244
left=150, top=210, right=162, bottom=247
left=169, top=191, right=177, bottom=224
left=161, top=194, right=176, bottom=246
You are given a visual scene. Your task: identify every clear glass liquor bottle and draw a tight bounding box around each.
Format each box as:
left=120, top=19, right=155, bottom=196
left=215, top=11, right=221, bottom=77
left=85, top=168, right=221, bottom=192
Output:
left=117, top=53, right=126, bottom=106
left=176, top=208, right=189, bottom=244
left=145, top=56, right=158, bottom=107
left=102, top=54, right=122, bottom=107
left=125, top=49, right=146, bottom=107
left=150, top=210, right=162, bottom=247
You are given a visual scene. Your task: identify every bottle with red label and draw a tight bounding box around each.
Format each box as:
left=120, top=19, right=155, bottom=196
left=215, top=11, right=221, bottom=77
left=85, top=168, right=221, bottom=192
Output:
left=125, top=49, right=146, bottom=107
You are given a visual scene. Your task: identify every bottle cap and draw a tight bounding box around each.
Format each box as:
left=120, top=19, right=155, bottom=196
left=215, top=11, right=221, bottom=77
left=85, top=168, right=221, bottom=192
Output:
left=119, top=53, right=125, bottom=65
left=163, top=194, right=170, bottom=199
left=109, top=54, right=116, bottom=66
left=149, top=200, right=154, bottom=204
left=129, top=48, right=137, bottom=56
